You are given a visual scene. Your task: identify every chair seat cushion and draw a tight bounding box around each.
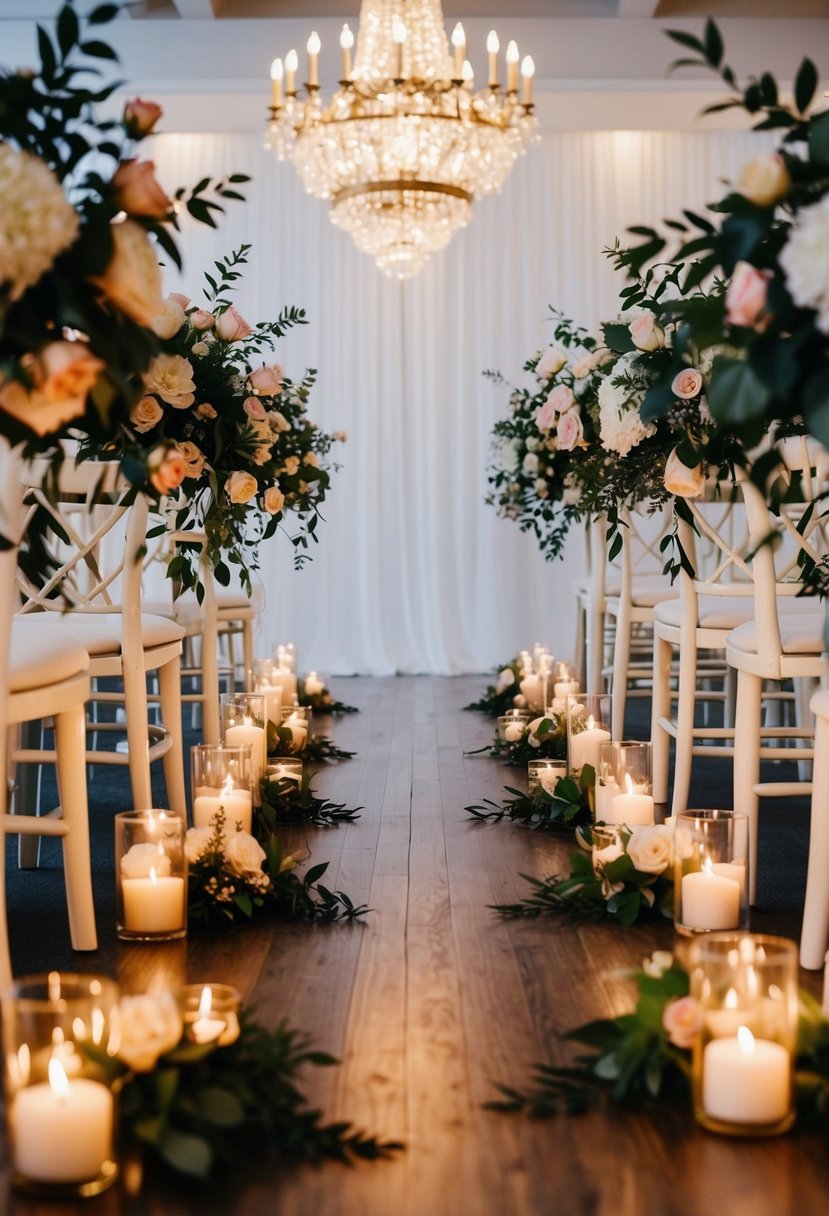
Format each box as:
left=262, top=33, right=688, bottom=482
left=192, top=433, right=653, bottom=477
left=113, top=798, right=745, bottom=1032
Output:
left=727, top=610, right=826, bottom=657
left=654, top=595, right=757, bottom=632
left=9, top=617, right=89, bottom=693
left=607, top=575, right=680, bottom=609
left=25, top=611, right=185, bottom=657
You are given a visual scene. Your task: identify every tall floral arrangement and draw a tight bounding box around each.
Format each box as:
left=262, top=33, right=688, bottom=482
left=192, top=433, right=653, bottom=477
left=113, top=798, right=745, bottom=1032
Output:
left=101, top=246, right=344, bottom=592
left=0, top=1, right=245, bottom=453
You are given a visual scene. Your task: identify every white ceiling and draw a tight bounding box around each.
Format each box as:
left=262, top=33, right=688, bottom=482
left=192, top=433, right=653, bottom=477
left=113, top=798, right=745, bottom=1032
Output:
left=1, top=0, right=828, bottom=15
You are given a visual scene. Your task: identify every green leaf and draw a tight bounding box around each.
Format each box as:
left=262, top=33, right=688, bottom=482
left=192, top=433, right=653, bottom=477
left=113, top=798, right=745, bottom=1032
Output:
left=305, top=862, right=329, bottom=886
left=809, top=111, right=829, bottom=166
left=708, top=357, right=771, bottom=425
left=803, top=366, right=829, bottom=448
left=666, top=29, right=704, bottom=54
left=80, top=39, right=119, bottom=59
left=158, top=1128, right=212, bottom=1179
left=197, top=1086, right=246, bottom=1127
left=57, top=4, right=79, bottom=56
left=88, top=3, right=120, bottom=22
left=703, top=18, right=723, bottom=67
left=795, top=58, right=818, bottom=115
left=601, top=322, right=636, bottom=355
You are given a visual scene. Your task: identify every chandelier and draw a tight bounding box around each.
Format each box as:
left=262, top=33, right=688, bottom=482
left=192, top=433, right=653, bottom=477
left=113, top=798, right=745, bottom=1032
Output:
left=265, top=0, right=539, bottom=280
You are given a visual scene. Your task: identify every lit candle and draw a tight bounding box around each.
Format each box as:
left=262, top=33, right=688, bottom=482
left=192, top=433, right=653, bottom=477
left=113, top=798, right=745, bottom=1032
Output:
left=122, top=866, right=186, bottom=935
left=705, top=987, right=756, bottom=1039
left=702, top=1026, right=790, bottom=1125
left=506, top=40, right=519, bottom=93
left=519, top=673, right=543, bottom=712
left=486, top=29, right=500, bottom=88
left=554, top=679, right=579, bottom=698
left=304, top=671, right=325, bottom=696
left=340, top=23, right=354, bottom=80
left=712, top=860, right=747, bottom=900
left=270, top=666, right=298, bottom=703
left=270, top=57, right=283, bottom=107
left=392, top=15, right=406, bottom=79
left=568, top=714, right=611, bottom=774
left=282, top=711, right=308, bottom=751
left=285, top=48, right=298, bottom=95
left=255, top=678, right=283, bottom=732
left=521, top=55, right=535, bottom=105
left=11, top=1059, right=114, bottom=1185
left=266, top=762, right=303, bottom=790
left=225, top=714, right=266, bottom=785
left=190, top=987, right=227, bottom=1046
left=451, top=22, right=466, bottom=79
left=306, top=31, right=320, bottom=88
left=608, top=773, right=655, bottom=826
left=681, top=857, right=741, bottom=930
left=192, top=775, right=253, bottom=834
left=594, top=776, right=619, bottom=821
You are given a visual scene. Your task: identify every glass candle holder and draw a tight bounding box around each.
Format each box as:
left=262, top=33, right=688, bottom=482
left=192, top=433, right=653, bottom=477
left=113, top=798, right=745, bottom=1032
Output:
left=528, top=759, right=567, bottom=797
left=191, top=743, right=253, bottom=834
left=552, top=660, right=579, bottom=699
left=302, top=670, right=328, bottom=699
left=518, top=649, right=533, bottom=676
left=2, top=972, right=121, bottom=1197
left=497, top=709, right=531, bottom=743
left=273, top=641, right=297, bottom=672
left=178, top=983, right=242, bottom=1048
left=263, top=758, right=304, bottom=796
left=276, top=703, right=312, bottom=755
left=591, top=822, right=629, bottom=878
left=116, top=811, right=187, bottom=942
left=674, top=810, right=749, bottom=936
left=688, top=933, right=798, bottom=1136
left=596, top=741, right=654, bottom=825
left=221, top=693, right=267, bottom=798
left=566, top=693, right=612, bottom=777
left=518, top=668, right=548, bottom=713
left=252, top=658, right=283, bottom=730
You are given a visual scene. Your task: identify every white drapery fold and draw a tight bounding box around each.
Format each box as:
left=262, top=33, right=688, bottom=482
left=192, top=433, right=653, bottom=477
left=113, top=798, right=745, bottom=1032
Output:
left=150, top=126, right=773, bottom=675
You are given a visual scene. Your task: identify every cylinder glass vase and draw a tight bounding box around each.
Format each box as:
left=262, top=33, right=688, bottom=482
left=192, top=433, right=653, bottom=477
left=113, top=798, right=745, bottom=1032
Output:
left=674, top=810, right=749, bottom=936
left=115, top=810, right=187, bottom=942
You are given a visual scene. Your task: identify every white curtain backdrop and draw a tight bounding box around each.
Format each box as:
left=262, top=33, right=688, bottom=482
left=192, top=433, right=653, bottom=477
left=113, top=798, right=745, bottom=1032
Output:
left=150, top=125, right=773, bottom=675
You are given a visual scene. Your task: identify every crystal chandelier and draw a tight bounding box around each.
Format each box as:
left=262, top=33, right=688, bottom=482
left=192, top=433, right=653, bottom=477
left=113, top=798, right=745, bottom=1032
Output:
left=265, top=0, right=539, bottom=280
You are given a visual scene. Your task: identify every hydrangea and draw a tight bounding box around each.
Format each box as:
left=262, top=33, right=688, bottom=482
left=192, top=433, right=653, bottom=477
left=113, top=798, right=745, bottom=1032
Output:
left=780, top=193, right=829, bottom=334
left=597, top=353, right=656, bottom=457
left=0, top=144, right=79, bottom=301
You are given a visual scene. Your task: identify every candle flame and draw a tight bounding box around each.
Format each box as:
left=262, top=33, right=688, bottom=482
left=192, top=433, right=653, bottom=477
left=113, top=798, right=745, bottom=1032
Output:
left=701, top=856, right=714, bottom=877
left=586, top=714, right=595, bottom=731
left=198, top=986, right=213, bottom=1018
left=737, top=1025, right=755, bottom=1055
left=48, top=1056, right=70, bottom=1097
left=149, top=866, right=158, bottom=883
left=725, top=987, right=739, bottom=1010
left=624, top=772, right=634, bottom=796
left=221, top=774, right=235, bottom=797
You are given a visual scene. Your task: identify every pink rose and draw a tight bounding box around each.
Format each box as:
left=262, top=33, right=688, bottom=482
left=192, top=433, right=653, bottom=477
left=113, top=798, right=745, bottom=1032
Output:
left=215, top=306, right=253, bottom=342
left=629, top=314, right=665, bottom=351
left=725, top=261, right=773, bottom=331
left=147, top=444, right=186, bottom=494
left=112, top=159, right=171, bottom=219
left=671, top=368, right=704, bottom=399
left=547, top=384, right=575, bottom=415
left=189, top=308, right=215, bottom=331
left=169, top=292, right=190, bottom=309
left=536, top=401, right=555, bottom=431
left=243, top=396, right=268, bottom=420
left=122, top=98, right=163, bottom=138
left=557, top=408, right=584, bottom=451
left=662, top=996, right=703, bottom=1050
left=248, top=364, right=283, bottom=395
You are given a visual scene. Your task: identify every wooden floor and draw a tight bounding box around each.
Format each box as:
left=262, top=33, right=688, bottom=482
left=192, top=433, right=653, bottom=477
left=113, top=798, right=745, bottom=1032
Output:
left=5, top=675, right=829, bottom=1216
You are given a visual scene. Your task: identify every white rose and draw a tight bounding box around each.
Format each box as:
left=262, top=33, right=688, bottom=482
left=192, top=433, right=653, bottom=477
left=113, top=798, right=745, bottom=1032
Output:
left=226, top=470, right=258, bottom=504
left=571, top=357, right=593, bottom=379
left=225, top=830, right=267, bottom=878
left=185, top=826, right=214, bottom=863
left=539, top=767, right=562, bottom=796
left=535, top=347, right=567, bottom=379
left=115, top=992, right=182, bottom=1073
left=143, top=353, right=196, bottom=409
left=593, top=842, right=624, bottom=873
left=629, top=314, right=665, bottom=351
left=664, top=448, right=705, bottom=499
left=522, top=452, right=539, bottom=476
left=780, top=193, right=829, bottom=333
left=504, top=722, right=525, bottom=743
left=151, top=296, right=186, bottom=340
left=120, top=842, right=172, bottom=880
left=738, top=152, right=790, bottom=208
left=626, top=824, right=672, bottom=875
left=130, top=395, right=163, bottom=433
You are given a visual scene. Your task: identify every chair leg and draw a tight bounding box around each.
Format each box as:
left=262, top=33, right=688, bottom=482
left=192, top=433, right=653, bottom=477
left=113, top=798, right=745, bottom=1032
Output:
left=669, top=636, right=699, bottom=819
left=795, top=676, right=816, bottom=783
left=54, top=704, right=97, bottom=951
left=733, top=669, right=763, bottom=907
left=16, top=720, right=43, bottom=869
left=652, top=633, right=672, bottom=805
left=123, top=661, right=154, bottom=811
left=574, top=603, right=586, bottom=689
left=801, top=711, right=829, bottom=969
left=158, top=657, right=187, bottom=820
left=242, top=620, right=254, bottom=693
left=611, top=607, right=631, bottom=740
left=586, top=602, right=604, bottom=695
left=724, top=666, right=738, bottom=731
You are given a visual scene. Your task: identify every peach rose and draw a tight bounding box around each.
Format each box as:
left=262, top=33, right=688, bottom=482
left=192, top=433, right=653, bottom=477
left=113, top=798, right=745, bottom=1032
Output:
left=151, top=296, right=187, bottom=340
left=557, top=408, right=584, bottom=451
left=662, top=995, right=703, bottom=1050
left=112, top=159, right=171, bottom=219
left=226, top=470, right=258, bottom=504
left=283, top=455, right=300, bottom=476
left=725, top=261, right=773, bottom=331
left=738, top=152, right=790, bottom=208
left=269, top=410, right=291, bottom=433
left=536, top=400, right=555, bottom=431
left=215, top=305, right=253, bottom=342
left=243, top=396, right=268, bottom=420
left=143, top=353, right=196, bottom=409
left=89, top=219, right=164, bottom=327
left=0, top=376, right=86, bottom=436
left=147, top=444, right=186, bottom=494
left=629, top=314, right=665, bottom=351
left=248, top=364, right=283, bottom=394
left=671, top=368, right=704, bottom=399
left=169, top=292, right=190, bottom=309
left=195, top=402, right=217, bottom=420
left=302, top=451, right=319, bottom=467
left=178, top=440, right=206, bottom=479
left=189, top=308, right=215, bottom=331
left=535, top=348, right=567, bottom=380
left=130, top=394, right=164, bottom=433
left=38, top=340, right=104, bottom=404
left=664, top=448, right=705, bottom=499
left=122, top=98, right=163, bottom=138
left=264, top=485, right=285, bottom=514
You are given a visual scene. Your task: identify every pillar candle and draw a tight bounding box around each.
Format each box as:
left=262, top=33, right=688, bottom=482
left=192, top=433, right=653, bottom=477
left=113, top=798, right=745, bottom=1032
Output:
left=681, top=865, right=741, bottom=930
left=12, top=1062, right=113, bottom=1184
left=609, top=788, right=654, bottom=826
left=569, top=722, right=611, bottom=774
left=192, top=782, right=253, bottom=833
left=702, top=1028, right=790, bottom=1125
left=255, top=681, right=283, bottom=730
left=270, top=668, right=298, bottom=703
left=225, top=716, right=266, bottom=784
left=122, top=869, right=185, bottom=935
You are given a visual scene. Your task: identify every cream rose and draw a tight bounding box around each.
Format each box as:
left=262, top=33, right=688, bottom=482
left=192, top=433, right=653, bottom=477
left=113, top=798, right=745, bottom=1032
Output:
left=243, top=396, right=268, bottom=421
left=496, top=667, right=515, bottom=692
left=178, top=440, right=206, bottom=479
left=725, top=261, right=773, bottom=331
left=522, top=452, right=539, bottom=476
left=738, top=152, right=790, bottom=208
left=625, top=824, right=672, bottom=875
left=130, top=394, right=164, bottom=433
left=535, top=347, right=567, bottom=379
left=89, top=219, right=164, bottom=327
left=248, top=363, right=284, bottom=394
left=115, top=992, right=182, bottom=1073
left=147, top=444, right=186, bottom=494
left=671, top=368, right=704, bottom=399
left=185, top=826, right=214, bottom=863
left=643, top=950, right=675, bottom=979
left=226, top=470, right=258, bottom=504
left=143, top=353, right=196, bottom=409
left=536, top=399, right=555, bottom=431
left=283, top=455, right=301, bottom=476
left=189, top=308, right=216, bottom=331
left=191, top=341, right=210, bottom=357
left=547, top=384, right=576, bottom=415
left=269, top=410, right=291, bottom=433
left=122, top=98, right=163, bottom=138
left=215, top=305, right=253, bottom=342
left=535, top=478, right=549, bottom=499
left=629, top=314, right=665, bottom=351
left=225, top=830, right=267, bottom=878
left=662, top=995, right=703, bottom=1050
left=264, top=485, right=285, bottom=514
left=557, top=408, right=584, bottom=452
left=151, top=296, right=186, bottom=340
left=112, top=159, right=171, bottom=218
left=664, top=448, right=705, bottom=499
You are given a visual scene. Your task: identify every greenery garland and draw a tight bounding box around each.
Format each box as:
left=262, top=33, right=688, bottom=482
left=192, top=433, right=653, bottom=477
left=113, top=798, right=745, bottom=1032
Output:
left=464, top=659, right=523, bottom=715
left=465, top=773, right=591, bottom=832
left=259, top=773, right=361, bottom=828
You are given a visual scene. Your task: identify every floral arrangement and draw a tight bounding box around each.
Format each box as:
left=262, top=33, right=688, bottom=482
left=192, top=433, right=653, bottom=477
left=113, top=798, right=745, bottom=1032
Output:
left=466, top=772, right=592, bottom=832
left=464, top=658, right=525, bottom=715
left=469, top=713, right=567, bottom=768
left=267, top=720, right=356, bottom=764
left=259, top=770, right=362, bottom=828
left=105, top=245, right=344, bottom=593
left=493, top=822, right=674, bottom=927
left=186, top=811, right=366, bottom=927
left=0, top=1, right=245, bottom=452
left=487, top=949, right=829, bottom=1127
left=298, top=674, right=359, bottom=716
left=91, top=992, right=401, bottom=1180
left=610, top=21, right=829, bottom=466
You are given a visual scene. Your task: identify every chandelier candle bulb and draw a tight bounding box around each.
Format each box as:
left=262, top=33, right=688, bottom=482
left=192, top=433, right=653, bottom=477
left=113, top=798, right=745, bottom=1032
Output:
left=506, top=40, right=519, bottom=93
left=392, top=15, right=406, bottom=79
left=521, top=55, right=534, bottom=105
left=285, top=48, right=298, bottom=95
left=340, top=23, right=354, bottom=80
left=451, top=22, right=465, bottom=78
left=462, top=58, right=473, bottom=86
left=306, top=31, right=320, bottom=89
left=487, top=29, right=500, bottom=88
left=270, top=58, right=283, bottom=107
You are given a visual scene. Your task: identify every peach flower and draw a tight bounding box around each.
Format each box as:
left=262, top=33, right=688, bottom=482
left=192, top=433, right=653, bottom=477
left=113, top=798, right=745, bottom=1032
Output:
left=243, top=396, right=268, bottom=421
left=147, top=444, right=186, bottom=494
left=189, top=308, right=215, bottom=331
left=130, top=394, right=164, bottom=433
left=264, top=485, right=285, bottom=514
left=122, top=98, right=163, bottom=138
left=248, top=364, right=284, bottom=394
left=664, top=448, right=705, bottom=499
left=89, top=219, right=163, bottom=327
left=226, top=470, right=258, bottom=503
left=662, top=996, right=703, bottom=1050
left=112, top=159, right=171, bottom=219
left=557, top=408, right=584, bottom=452
left=215, top=306, right=253, bottom=342
left=629, top=314, right=665, bottom=351
left=738, top=152, right=790, bottom=208
left=725, top=261, right=773, bottom=331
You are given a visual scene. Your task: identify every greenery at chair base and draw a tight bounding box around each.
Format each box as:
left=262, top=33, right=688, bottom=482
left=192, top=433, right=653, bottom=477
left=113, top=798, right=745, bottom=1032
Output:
left=465, top=771, right=591, bottom=832
left=464, top=659, right=524, bottom=716
left=267, top=721, right=357, bottom=763
left=467, top=715, right=566, bottom=767
left=259, top=773, right=362, bottom=828
left=298, top=679, right=360, bottom=716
